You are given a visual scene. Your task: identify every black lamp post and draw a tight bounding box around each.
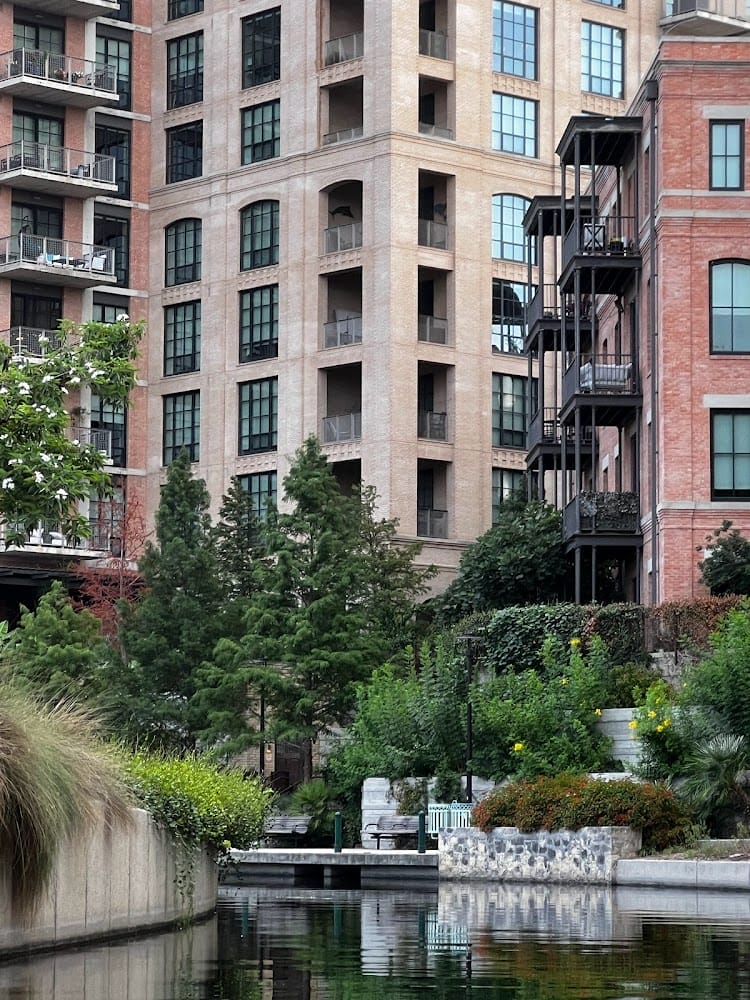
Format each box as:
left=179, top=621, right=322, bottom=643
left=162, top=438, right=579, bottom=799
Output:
left=458, top=634, right=481, bottom=804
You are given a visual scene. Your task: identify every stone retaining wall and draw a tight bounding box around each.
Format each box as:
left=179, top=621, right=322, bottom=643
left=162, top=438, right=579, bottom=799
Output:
left=0, top=808, right=218, bottom=957
left=439, top=826, right=641, bottom=884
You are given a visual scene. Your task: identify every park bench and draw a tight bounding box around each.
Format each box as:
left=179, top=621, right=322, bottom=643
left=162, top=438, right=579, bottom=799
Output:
left=263, top=814, right=311, bottom=846
left=362, top=814, right=420, bottom=850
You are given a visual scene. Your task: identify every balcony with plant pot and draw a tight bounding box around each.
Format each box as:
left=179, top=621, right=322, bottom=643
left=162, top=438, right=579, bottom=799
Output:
left=0, top=141, right=116, bottom=198
left=0, top=49, right=118, bottom=108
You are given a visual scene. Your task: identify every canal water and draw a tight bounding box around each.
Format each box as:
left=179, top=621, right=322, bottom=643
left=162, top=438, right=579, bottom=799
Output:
left=2, top=882, right=750, bottom=998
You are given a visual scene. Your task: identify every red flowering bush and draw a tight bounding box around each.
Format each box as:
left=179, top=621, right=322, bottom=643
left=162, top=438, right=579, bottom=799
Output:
left=472, top=774, right=690, bottom=853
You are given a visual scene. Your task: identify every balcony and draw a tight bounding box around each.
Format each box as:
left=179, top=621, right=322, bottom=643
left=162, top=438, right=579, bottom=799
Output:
left=563, top=491, right=640, bottom=539
left=3, top=326, right=61, bottom=358
left=324, top=314, right=362, bottom=348
left=0, top=142, right=116, bottom=198
left=418, top=410, right=447, bottom=441
left=0, top=234, right=117, bottom=287
left=0, top=50, right=117, bottom=108
left=323, top=125, right=363, bottom=145
left=69, top=425, right=113, bottom=461
left=324, top=222, right=362, bottom=254
left=322, top=411, right=361, bottom=443
left=560, top=214, right=641, bottom=294
left=417, top=507, right=448, bottom=538
left=419, top=29, right=449, bottom=59
left=526, top=284, right=561, bottom=332
left=6, top=0, right=119, bottom=18
left=663, top=0, right=750, bottom=33
left=418, top=122, right=453, bottom=140
left=324, top=32, right=364, bottom=65
left=4, top=519, right=112, bottom=552
left=418, top=219, right=449, bottom=250
left=418, top=314, right=448, bottom=344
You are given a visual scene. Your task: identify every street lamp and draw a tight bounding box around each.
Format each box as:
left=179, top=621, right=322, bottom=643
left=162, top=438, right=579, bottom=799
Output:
left=458, top=634, right=482, bottom=804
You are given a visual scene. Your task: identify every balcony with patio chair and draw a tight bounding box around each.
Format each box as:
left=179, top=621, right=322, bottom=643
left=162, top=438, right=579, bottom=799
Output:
left=0, top=233, right=116, bottom=287
left=0, top=141, right=116, bottom=197
left=0, top=49, right=118, bottom=107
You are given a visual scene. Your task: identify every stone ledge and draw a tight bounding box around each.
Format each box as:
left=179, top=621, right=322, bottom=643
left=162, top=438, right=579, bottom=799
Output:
left=616, top=857, right=750, bottom=890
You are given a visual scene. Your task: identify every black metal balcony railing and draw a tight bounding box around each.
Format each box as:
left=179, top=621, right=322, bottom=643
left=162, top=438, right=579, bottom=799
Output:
left=417, top=507, right=448, bottom=538
left=0, top=141, right=115, bottom=183
left=240, top=339, right=278, bottom=363
left=664, top=0, right=749, bottom=19
left=419, top=28, right=449, bottom=59
left=418, top=410, right=447, bottom=441
left=3, top=326, right=61, bottom=357
left=0, top=49, right=117, bottom=95
left=322, top=411, right=361, bottom=443
left=418, top=219, right=449, bottom=250
left=563, top=215, right=638, bottom=261
left=527, top=284, right=560, bottom=330
left=0, top=233, right=115, bottom=276
left=418, top=314, right=448, bottom=344
left=563, top=354, right=636, bottom=398
left=564, top=491, right=640, bottom=536
left=324, top=314, right=362, bottom=348
left=324, top=31, right=364, bottom=65
left=324, top=222, right=362, bottom=253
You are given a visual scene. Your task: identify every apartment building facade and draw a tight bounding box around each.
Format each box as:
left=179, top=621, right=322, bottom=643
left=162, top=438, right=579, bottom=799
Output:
left=525, top=4, right=750, bottom=604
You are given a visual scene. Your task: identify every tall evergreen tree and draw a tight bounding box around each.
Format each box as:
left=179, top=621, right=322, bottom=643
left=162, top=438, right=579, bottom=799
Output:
left=118, top=454, right=228, bottom=748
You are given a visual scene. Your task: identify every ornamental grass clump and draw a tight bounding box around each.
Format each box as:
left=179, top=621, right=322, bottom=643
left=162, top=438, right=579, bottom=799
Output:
left=472, top=774, right=691, bottom=853
left=0, top=684, right=132, bottom=921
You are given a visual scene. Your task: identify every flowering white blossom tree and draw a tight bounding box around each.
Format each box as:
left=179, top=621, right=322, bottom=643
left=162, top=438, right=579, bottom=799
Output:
left=0, top=316, right=142, bottom=547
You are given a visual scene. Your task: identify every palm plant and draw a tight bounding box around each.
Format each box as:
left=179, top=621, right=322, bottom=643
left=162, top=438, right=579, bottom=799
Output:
left=680, top=734, right=750, bottom=835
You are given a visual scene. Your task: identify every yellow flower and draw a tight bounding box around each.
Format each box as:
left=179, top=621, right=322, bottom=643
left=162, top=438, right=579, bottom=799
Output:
left=656, top=725, right=664, bottom=733
left=512, top=742, right=524, bottom=753
left=663, top=718, right=671, bottom=728
left=648, top=710, right=657, bottom=719
left=570, top=637, right=581, bottom=648
left=594, top=708, right=602, bottom=717
left=561, top=677, right=568, bottom=686
left=628, top=719, right=638, bottom=729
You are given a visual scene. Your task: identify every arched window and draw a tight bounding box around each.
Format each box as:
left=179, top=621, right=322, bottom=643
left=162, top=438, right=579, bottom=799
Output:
left=710, top=260, right=750, bottom=353
left=492, top=193, right=533, bottom=263
left=165, top=218, right=202, bottom=286
left=240, top=200, right=279, bottom=270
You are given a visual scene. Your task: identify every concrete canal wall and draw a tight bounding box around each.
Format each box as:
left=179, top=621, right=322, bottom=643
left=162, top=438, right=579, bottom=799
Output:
left=0, top=808, right=217, bottom=957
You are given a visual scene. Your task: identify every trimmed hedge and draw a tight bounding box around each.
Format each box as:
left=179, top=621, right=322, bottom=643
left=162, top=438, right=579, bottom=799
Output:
left=651, top=597, right=744, bottom=655
left=472, top=774, right=690, bottom=853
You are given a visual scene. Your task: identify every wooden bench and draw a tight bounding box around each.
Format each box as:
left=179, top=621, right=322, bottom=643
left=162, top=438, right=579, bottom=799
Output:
left=263, top=814, right=311, bottom=846
left=362, top=814, right=420, bottom=850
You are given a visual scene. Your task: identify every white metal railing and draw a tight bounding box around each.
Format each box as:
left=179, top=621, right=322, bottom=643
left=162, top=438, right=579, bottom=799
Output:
left=4, top=326, right=61, bottom=357
left=322, top=411, right=361, bottom=443
left=69, top=425, right=113, bottom=458
left=427, top=802, right=473, bottom=837
left=418, top=219, right=449, bottom=250
left=323, top=125, right=363, bottom=145
left=418, top=122, right=454, bottom=140
left=664, top=0, right=749, bottom=19
left=324, top=31, right=364, bottom=65
left=419, top=29, right=449, bottom=59
left=4, top=519, right=113, bottom=551
left=0, top=141, right=115, bottom=183
left=0, top=49, right=117, bottom=95
left=0, top=234, right=115, bottom=276
left=324, top=314, right=362, bottom=348
left=324, top=222, right=362, bottom=253
left=418, top=314, right=448, bottom=344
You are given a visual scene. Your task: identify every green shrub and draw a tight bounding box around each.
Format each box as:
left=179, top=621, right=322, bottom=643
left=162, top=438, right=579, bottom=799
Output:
left=584, top=604, right=646, bottom=665
left=125, top=752, right=275, bottom=852
left=604, top=660, right=660, bottom=708
left=472, top=774, right=690, bottom=852
left=289, top=778, right=335, bottom=843
left=482, top=604, right=587, bottom=674
left=651, top=596, right=743, bottom=656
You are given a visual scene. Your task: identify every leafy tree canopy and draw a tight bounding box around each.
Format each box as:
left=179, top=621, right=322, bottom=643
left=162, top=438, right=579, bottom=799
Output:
left=438, top=495, right=568, bottom=624
left=698, top=521, right=750, bottom=596
left=0, top=317, right=142, bottom=547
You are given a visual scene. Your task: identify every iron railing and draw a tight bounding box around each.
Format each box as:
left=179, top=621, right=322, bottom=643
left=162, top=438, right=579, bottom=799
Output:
left=563, top=491, right=640, bottom=536
left=0, top=233, right=115, bottom=275
left=563, top=353, right=636, bottom=397
left=0, top=141, right=115, bottom=183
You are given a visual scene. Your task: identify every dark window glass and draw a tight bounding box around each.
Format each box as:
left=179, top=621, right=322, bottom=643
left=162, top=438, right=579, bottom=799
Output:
left=163, top=390, right=200, bottom=463
left=13, top=22, right=64, bottom=54
left=168, top=0, right=203, bottom=20
left=491, top=92, right=537, bottom=157
left=492, top=2, right=536, bottom=79
left=710, top=121, right=744, bottom=191
left=239, top=284, right=278, bottom=362
left=492, top=372, right=537, bottom=448
left=242, top=8, right=281, bottom=88
left=240, top=200, right=279, bottom=270
left=164, top=300, right=201, bottom=375
left=492, top=278, right=531, bottom=354
left=492, top=193, right=533, bottom=263
left=710, top=260, right=750, bottom=353
left=492, top=467, right=525, bottom=523
left=92, top=300, right=128, bottom=324
left=241, top=100, right=280, bottom=164
left=712, top=410, right=750, bottom=499
left=238, top=470, right=277, bottom=520
left=91, top=393, right=127, bottom=467
left=581, top=21, right=623, bottom=99
left=166, top=121, right=203, bottom=183
left=12, top=202, right=63, bottom=239
left=96, top=35, right=132, bottom=110
left=167, top=32, right=203, bottom=109
left=13, top=111, right=63, bottom=147
left=95, top=125, right=131, bottom=199
left=94, top=213, right=129, bottom=286
left=239, top=377, right=278, bottom=454
left=165, top=218, right=202, bottom=285
left=111, top=0, right=132, bottom=22
left=11, top=290, right=62, bottom=331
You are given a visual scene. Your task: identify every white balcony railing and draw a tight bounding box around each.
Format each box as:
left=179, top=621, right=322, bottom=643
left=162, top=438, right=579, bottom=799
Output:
left=324, top=31, right=364, bottom=65
left=418, top=219, right=449, bottom=250
left=0, top=141, right=115, bottom=183
left=324, top=314, right=362, bottom=348
left=0, top=48, right=117, bottom=95
left=69, top=425, right=113, bottom=459
left=323, top=125, right=363, bottom=145
left=418, top=314, right=448, bottom=344
left=322, top=411, right=361, bottom=443
left=324, top=222, right=362, bottom=254
left=3, top=326, right=61, bottom=357
left=0, top=233, right=115, bottom=276
left=664, top=0, right=749, bottom=19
